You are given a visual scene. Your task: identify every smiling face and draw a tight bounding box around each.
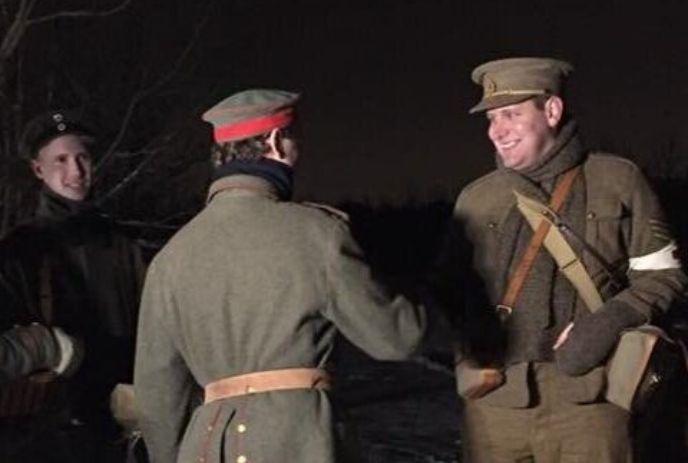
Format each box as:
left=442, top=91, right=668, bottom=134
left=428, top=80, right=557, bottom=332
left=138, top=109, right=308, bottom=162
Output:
left=31, top=134, right=93, bottom=201
left=486, top=96, right=563, bottom=171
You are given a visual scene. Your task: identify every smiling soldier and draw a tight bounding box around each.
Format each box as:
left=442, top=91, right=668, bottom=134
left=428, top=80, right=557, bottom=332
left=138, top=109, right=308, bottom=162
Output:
left=0, top=110, right=145, bottom=462
left=441, top=58, right=687, bottom=462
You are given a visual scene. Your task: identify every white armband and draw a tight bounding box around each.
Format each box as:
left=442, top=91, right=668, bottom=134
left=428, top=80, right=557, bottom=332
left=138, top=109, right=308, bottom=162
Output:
left=629, top=241, right=681, bottom=271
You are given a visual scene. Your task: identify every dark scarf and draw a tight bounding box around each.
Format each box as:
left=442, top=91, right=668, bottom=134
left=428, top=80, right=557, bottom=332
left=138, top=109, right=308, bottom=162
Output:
left=493, top=121, right=588, bottom=364
left=212, top=158, right=294, bottom=200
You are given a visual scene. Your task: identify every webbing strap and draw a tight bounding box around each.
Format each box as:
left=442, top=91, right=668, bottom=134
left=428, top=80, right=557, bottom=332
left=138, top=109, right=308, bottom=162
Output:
left=500, top=166, right=581, bottom=312
left=514, top=182, right=605, bottom=312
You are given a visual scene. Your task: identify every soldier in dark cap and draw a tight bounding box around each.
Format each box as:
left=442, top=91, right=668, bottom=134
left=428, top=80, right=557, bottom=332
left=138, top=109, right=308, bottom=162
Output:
left=134, top=89, right=439, bottom=463
left=438, top=58, right=687, bottom=462
left=0, top=110, right=145, bottom=462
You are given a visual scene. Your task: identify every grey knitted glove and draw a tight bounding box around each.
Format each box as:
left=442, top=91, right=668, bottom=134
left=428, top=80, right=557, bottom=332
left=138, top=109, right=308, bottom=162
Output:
left=555, top=300, right=646, bottom=376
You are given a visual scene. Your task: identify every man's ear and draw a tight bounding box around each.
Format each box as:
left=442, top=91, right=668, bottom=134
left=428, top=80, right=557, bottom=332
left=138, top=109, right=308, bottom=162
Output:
left=544, top=96, right=564, bottom=128
left=31, top=159, right=44, bottom=180
left=265, top=128, right=285, bottom=160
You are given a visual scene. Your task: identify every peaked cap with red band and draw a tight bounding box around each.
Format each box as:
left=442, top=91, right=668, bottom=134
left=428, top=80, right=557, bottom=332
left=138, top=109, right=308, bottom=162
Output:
left=202, top=89, right=300, bottom=143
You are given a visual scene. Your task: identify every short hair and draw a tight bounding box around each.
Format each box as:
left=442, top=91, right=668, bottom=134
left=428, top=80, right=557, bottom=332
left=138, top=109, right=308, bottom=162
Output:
left=211, top=133, right=271, bottom=165
left=210, top=124, right=299, bottom=166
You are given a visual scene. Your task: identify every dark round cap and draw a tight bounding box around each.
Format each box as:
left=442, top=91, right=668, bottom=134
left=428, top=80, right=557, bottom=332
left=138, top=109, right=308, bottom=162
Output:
left=21, top=109, right=95, bottom=159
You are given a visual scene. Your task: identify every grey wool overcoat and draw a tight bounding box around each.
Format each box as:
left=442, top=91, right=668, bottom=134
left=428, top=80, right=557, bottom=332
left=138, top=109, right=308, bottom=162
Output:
left=135, top=175, right=433, bottom=463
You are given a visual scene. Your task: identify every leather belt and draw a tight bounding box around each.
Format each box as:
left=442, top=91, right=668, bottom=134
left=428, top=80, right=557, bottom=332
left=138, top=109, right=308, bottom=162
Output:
left=204, top=368, right=331, bottom=404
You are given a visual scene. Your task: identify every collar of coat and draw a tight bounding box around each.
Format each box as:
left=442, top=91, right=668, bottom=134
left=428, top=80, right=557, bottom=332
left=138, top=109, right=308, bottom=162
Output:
left=206, top=174, right=279, bottom=203
left=36, top=185, right=95, bottom=221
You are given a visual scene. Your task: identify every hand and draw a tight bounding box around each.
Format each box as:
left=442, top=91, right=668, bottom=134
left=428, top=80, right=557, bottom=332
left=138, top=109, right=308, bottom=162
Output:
left=553, top=322, right=575, bottom=350
left=554, top=301, right=645, bottom=376
left=455, top=360, right=504, bottom=399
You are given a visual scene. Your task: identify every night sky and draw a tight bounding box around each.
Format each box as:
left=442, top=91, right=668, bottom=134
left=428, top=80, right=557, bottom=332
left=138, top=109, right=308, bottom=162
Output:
left=191, top=0, right=688, bottom=205
left=27, top=0, right=688, bottom=206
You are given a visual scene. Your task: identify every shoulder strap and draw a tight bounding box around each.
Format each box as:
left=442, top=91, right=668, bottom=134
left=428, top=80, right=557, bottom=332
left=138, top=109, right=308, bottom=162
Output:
left=301, top=201, right=349, bottom=222
left=514, top=185, right=604, bottom=312
left=499, top=166, right=581, bottom=314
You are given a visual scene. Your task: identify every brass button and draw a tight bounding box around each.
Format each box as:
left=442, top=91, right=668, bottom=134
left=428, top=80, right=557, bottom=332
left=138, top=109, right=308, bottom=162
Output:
left=207, top=425, right=213, bottom=432
left=487, top=222, right=497, bottom=229
left=237, top=456, right=247, bottom=463
left=237, top=423, right=247, bottom=433
left=246, top=386, right=256, bottom=394
left=587, top=211, right=596, bottom=220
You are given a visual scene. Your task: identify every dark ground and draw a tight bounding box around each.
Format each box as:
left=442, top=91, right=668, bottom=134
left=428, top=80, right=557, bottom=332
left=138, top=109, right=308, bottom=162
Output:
left=333, top=339, right=688, bottom=463
left=335, top=201, right=462, bottom=461
left=334, top=340, right=460, bottom=463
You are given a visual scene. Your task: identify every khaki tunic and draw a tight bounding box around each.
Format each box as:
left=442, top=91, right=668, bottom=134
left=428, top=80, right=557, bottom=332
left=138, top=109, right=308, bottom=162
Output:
left=454, top=153, right=688, bottom=407
left=135, top=175, right=431, bottom=463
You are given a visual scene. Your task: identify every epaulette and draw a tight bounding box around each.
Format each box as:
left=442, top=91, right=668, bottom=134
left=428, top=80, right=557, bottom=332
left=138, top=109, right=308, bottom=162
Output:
left=587, top=152, right=639, bottom=172
left=301, top=202, right=350, bottom=222
left=460, top=169, right=504, bottom=196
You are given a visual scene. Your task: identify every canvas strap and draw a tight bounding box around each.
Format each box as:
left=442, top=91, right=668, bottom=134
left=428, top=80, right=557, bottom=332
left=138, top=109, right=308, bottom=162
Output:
left=513, top=188, right=604, bottom=312
left=498, top=166, right=581, bottom=315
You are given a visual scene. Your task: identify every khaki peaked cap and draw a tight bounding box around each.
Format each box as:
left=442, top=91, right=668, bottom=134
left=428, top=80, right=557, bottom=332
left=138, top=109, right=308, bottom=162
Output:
left=470, top=57, right=574, bottom=113
left=202, top=89, right=300, bottom=143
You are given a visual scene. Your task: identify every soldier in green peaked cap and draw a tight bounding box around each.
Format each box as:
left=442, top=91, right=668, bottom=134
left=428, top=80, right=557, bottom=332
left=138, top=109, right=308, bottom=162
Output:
left=135, top=89, right=440, bottom=463
left=434, top=57, right=687, bottom=462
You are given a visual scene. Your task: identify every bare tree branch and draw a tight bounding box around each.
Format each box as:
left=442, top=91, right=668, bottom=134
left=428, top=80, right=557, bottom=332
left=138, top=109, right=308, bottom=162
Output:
left=95, top=145, right=163, bottom=205
left=26, top=0, right=134, bottom=26
left=94, top=86, right=144, bottom=175
left=0, top=0, right=36, bottom=67
left=95, top=1, right=216, bottom=175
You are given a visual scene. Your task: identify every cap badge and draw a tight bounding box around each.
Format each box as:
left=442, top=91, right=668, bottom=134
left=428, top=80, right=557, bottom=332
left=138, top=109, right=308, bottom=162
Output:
left=483, top=76, right=497, bottom=98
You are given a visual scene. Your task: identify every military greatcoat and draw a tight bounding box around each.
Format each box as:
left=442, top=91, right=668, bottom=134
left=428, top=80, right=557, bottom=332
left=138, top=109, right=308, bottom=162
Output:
left=135, top=175, right=432, bottom=463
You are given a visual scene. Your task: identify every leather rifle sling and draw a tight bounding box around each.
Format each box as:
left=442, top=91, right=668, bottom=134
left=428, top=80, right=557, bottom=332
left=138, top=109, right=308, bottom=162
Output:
left=498, top=166, right=581, bottom=313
